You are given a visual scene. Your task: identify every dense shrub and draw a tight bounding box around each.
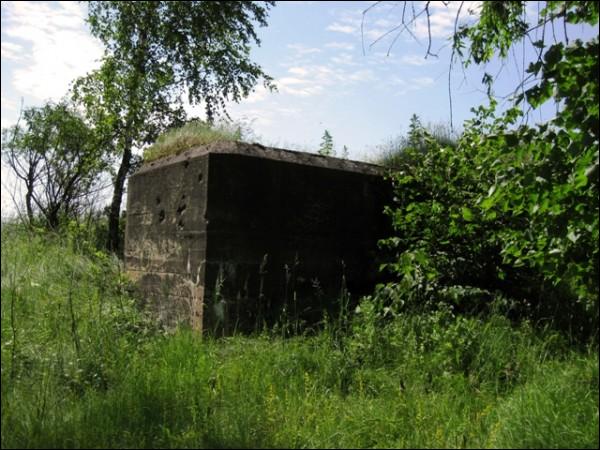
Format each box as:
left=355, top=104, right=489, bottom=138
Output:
left=379, top=36, right=599, bottom=338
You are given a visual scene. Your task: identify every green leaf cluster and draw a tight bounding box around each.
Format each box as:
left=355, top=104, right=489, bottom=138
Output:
left=381, top=3, right=598, bottom=336
left=72, top=1, right=275, bottom=251
left=318, top=129, right=335, bottom=156
left=1, top=102, right=111, bottom=229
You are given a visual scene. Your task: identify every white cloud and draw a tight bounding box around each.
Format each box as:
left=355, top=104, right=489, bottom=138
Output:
left=274, top=107, right=300, bottom=116
left=1, top=117, right=16, bottom=129
left=274, top=61, right=377, bottom=98
left=228, top=103, right=303, bottom=143
left=279, top=85, right=325, bottom=97
left=327, top=22, right=356, bottom=34
left=278, top=77, right=309, bottom=86
left=412, top=1, right=482, bottom=40
left=1, top=41, right=26, bottom=61
left=287, top=43, right=322, bottom=55
left=239, top=109, right=274, bottom=127
left=330, top=53, right=356, bottom=66
left=326, top=7, right=400, bottom=48
left=1, top=94, right=18, bottom=112
left=356, top=1, right=482, bottom=51
left=362, top=28, right=390, bottom=42
left=326, top=6, right=403, bottom=47
left=374, top=19, right=395, bottom=28
left=389, top=76, right=436, bottom=95
left=345, top=69, right=376, bottom=82
left=324, top=41, right=355, bottom=51
left=288, top=66, right=309, bottom=76
left=3, top=1, right=103, bottom=101
left=57, top=0, right=87, bottom=18
left=413, top=76, right=435, bottom=87
left=275, top=74, right=323, bottom=97
left=400, top=54, right=433, bottom=66
left=327, top=7, right=390, bottom=42
left=244, top=85, right=272, bottom=104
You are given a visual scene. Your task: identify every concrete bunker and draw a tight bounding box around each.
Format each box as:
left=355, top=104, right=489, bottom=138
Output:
left=125, top=142, right=391, bottom=334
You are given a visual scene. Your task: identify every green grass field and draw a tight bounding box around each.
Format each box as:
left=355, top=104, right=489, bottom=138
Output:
left=1, top=225, right=598, bottom=448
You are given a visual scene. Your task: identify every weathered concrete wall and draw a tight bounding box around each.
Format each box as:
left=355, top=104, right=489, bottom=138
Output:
left=125, top=152, right=209, bottom=329
left=125, top=142, right=391, bottom=333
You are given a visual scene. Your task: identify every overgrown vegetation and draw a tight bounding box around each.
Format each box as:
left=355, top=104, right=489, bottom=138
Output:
left=1, top=226, right=597, bottom=449
left=317, top=129, right=350, bottom=159
left=142, top=121, right=243, bottom=162
left=376, top=114, right=458, bottom=169
left=2, top=1, right=598, bottom=448
left=1, top=101, right=111, bottom=229
left=318, top=129, right=334, bottom=156
left=73, top=1, right=275, bottom=251
left=376, top=2, right=598, bottom=340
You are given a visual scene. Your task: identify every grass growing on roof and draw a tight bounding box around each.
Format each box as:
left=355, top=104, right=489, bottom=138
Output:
left=143, top=121, right=242, bottom=162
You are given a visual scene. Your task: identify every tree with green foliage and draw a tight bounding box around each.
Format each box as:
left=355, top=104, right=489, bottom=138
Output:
left=406, top=113, right=424, bottom=150
left=74, top=1, right=275, bottom=252
left=372, top=2, right=598, bottom=336
left=318, top=129, right=335, bottom=156
left=1, top=102, right=109, bottom=229
left=341, top=145, right=349, bottom=159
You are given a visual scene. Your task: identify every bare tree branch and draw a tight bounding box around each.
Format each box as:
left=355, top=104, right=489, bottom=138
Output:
left=448, top=1, right=466, bottom=130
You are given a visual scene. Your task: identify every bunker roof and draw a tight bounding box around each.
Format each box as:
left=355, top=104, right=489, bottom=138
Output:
left=136, top=141, right=384, bottom=177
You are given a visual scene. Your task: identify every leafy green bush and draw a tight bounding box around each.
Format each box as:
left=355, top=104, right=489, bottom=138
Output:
left=379, top=35, right=599, bottom=337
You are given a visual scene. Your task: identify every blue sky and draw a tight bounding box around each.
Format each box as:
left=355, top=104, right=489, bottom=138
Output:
left=192, top=0, right=492, bottom=154
left=1, top=1, right=595, bottom=215
left=1, top=1, right=490, bottom=155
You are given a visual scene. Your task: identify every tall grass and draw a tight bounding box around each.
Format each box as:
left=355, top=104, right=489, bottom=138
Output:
left=1, top=224, right=598, bottom=448
left=143, top=121, right=242, bottom=162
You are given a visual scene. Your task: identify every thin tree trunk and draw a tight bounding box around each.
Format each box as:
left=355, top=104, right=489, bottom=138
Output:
left=107, top=143, right=132, bottom=253
left=25, top=163, right=37, bottom=226
left=25, top=185, right=34, bottom=225
left=107, top=22, right=147, bottom=254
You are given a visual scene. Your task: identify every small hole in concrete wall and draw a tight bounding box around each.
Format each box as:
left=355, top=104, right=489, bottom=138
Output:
left=184, top=160, right=190, bottom=168
left=177, top=219, right=185, bottom=230
left=198, top=172, right=203, bottom=182
left=156, top=196, right=161, bottom=205
left=158, top=209, right=166, bottom=223
left=177, top=203, right=187, bottom=215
